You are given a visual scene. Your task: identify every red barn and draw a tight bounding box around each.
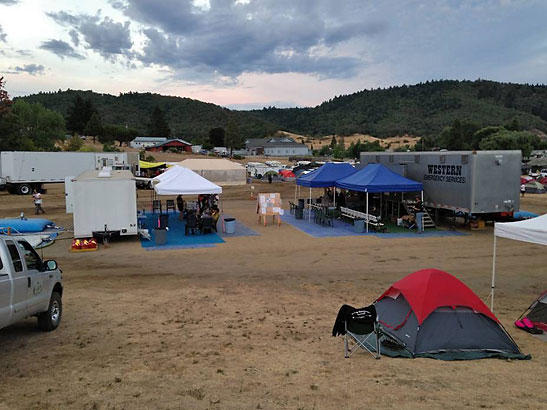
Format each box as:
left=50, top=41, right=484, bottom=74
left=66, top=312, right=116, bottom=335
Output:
left=146, top=139, right=193, bottom=152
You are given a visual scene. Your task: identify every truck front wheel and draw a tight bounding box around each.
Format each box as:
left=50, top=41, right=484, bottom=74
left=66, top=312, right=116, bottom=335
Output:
left=37, top=292, right=62, bottom=331
left=17, top=184, right=32, bottom=195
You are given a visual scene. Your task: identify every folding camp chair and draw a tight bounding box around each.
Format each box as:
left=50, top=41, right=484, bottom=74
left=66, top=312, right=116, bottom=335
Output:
left=165, top=199, right=176, bottom=213
left=344, top=305, right=381, bottom=359
left=200, top=216, right=214, bottom=234
left=152, top=200, right=162, bottom=214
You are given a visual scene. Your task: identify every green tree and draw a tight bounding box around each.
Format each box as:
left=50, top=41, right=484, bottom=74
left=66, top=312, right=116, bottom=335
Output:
left=84, top=112, right=104, bottom=143
left=12, top=100, right=65, bottom=150
left=0, top=77, right=12, bottom=116
left=201, top=140, right=214, bottom=150
left=66, top=95, right=96, bottom=135
left=330, top=135, right=337, bottom=148
left=148, top=106, right=171, bottom=137
left=0, top=111, right=20, bottom=151
left=319, top=145, right=331, bottom=156
left=505, top=117, right=520, bottom=131
left=120, top=126, right=139, bottom=147
left=224, top=119, right=243, bottom=154
left=209, top=127, right=225, bottom=146
left=65, top=134, right=84, bottom=151
left=103, top=142, right=120, bottom=152
left=0, top=79, right=19, bottom=150
left=332, top=142, right=345, bottom=159
left=479, top=130, right=536, bottom=157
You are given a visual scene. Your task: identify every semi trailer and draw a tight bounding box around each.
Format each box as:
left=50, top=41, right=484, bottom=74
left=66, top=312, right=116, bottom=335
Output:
left=0, top=151, right=139, bottom=194
left=359, top=150, right=521, bottom=218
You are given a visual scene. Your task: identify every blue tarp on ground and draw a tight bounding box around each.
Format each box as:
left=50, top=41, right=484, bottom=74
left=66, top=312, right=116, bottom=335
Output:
left=296, top=162, right=356, bottom=187
left=281, top=212, right=468, bottom=239
left=140, top=213, right=225, bottom=250
left=336, top=163, right=423, bottom=193
left=218, top=215, right=260, bottom=238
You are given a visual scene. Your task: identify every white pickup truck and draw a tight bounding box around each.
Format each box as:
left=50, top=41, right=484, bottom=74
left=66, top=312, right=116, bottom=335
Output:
left=0, top=237, right=63, bottom=331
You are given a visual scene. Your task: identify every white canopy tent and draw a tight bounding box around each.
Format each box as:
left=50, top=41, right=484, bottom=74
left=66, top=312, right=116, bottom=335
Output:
left=491, top=214, right=547, bottom=311
left=153, top=165, right=222, bottom=195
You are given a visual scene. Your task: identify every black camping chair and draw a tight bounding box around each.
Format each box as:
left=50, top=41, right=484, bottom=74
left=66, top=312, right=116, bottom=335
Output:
left=200, top=216, right=214, bottom=234
left=165, top=199, right=176, bottom=213
left=332, top=304, right=381, bottom=359
left=152, top=200, right=162, bottom=214
left=185, top=212, right=199, bottom=235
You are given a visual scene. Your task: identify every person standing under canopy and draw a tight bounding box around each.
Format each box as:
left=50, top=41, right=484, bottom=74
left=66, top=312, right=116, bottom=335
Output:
left=176, top=195, right=185, bottom=220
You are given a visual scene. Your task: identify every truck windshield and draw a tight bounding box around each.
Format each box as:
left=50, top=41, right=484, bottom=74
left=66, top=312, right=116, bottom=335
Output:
left=16, top=241, right=42, bottom=271
left=6, top=241, right=22, bottom=272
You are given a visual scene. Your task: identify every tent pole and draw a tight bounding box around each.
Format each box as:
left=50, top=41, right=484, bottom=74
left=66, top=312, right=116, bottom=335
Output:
left=380, top=192, right=382, bottom=218
left=333, top=186, right=336, bottom=207
left=220, top=195, right=225, bottom=233
left=309, top=187, right=312, bottom=221
left=366, top=191, right=369, bottom=233
left=294, top=183, right=297, bottom=202
left=491, top=235, right=497, bottom=312
left=421, top=190, right=424, bottom=202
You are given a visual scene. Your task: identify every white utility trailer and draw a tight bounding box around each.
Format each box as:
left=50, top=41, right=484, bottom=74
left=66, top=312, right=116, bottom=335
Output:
left=0, top=151, right=139, bottom=194
left=70, top=169, right=137, bottom=239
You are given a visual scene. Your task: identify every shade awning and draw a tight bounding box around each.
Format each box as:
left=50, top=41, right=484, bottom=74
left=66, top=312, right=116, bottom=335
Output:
left=494, top=214, right=547, bottom=246
left=335, top=163, right=422, bottom=193
left=140, top=160, right=166, bottom=169
left=153, top=165, right=222, bottom=195
left=296, top=162, right=356, bottom=187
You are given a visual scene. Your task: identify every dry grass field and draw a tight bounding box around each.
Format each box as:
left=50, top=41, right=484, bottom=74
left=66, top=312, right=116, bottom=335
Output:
left=0, top=181, right=545, bottom=410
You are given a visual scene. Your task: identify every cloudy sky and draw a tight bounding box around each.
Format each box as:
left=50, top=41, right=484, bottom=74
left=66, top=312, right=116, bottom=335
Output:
left=1, top=0, right=546, bottom=109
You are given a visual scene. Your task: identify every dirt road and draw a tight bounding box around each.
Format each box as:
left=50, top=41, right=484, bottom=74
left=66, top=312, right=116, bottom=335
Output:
left=0, top=183, right=545, bottom=409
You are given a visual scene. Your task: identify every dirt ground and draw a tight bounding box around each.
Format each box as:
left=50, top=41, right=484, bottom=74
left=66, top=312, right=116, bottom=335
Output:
left=0, top=182, right=546, bottom=410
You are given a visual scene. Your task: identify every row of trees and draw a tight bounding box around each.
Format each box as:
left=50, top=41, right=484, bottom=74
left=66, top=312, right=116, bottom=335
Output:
left=313, top=137, right=384, bottom=159
left=0, top=77, right=66, bottom=151
left=418, top=118, right=547, bottom=157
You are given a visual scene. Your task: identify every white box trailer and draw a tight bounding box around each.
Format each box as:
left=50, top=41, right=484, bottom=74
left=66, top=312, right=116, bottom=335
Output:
left=359, top=150, right=521, bottom=217
left=0, top=151, right=139, bottom=194
left=71, top=170, right=137, bottom=239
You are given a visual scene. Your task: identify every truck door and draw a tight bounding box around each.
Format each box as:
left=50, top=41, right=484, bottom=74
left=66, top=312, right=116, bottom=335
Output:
left=0, top=254, right=12, bottom=328
left=5, top=240, right=28, bottom=320
left=16, top=240, right=49, bottom=314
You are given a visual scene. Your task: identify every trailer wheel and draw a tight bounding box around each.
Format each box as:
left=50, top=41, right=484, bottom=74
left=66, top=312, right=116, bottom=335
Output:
left=17, top=184, right=32, bottom=195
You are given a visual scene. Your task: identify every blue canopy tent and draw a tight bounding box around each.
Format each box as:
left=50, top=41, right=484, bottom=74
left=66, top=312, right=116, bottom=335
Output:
left=336, top=164, right=423, bottom=231
left=296, top=163, right=356, bottom=220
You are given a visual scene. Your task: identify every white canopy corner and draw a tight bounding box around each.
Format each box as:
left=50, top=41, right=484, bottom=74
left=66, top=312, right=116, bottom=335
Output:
left=153, top=165, right=222, bottom=195
left=491, top=213, right=547, bottom=311
left=494, top=214, right=547, bottom=246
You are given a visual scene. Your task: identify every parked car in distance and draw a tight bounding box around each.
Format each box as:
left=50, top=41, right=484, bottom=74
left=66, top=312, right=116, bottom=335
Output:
left=0, top=237, right=63, bottom=331
left=540, top=169, right=547, bottom=178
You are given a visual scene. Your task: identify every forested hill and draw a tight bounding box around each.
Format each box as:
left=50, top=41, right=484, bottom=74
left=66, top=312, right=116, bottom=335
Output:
left=18, top=90, right=278, bottom=140
left=19, top=80, right=547, bottom=141
left=250, top=80, right=547, bottom=138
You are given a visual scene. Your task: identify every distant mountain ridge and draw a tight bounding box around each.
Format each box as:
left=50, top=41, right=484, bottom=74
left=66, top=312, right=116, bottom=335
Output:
left=18, top=80, right=547, bottom=142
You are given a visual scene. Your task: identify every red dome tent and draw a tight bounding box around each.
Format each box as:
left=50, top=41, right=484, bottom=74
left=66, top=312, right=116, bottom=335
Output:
left=374, top=269, right=528, bottom=360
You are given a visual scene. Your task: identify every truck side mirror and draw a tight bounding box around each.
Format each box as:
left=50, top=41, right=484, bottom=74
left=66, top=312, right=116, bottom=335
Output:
left=44, top=260, right=58, bottom=271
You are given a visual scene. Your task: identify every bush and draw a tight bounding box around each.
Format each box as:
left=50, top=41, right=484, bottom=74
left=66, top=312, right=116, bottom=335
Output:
left=145, top=154, right=156, bottom=162
left=232, top=154, right=244, bottom=160
left=65, top=134, right=84, bottom=151
left=168, top=147, right=180, bottom=153
left=79, top=145, right=98, bottom=152
left=103, top=143, right=120, bottom=152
